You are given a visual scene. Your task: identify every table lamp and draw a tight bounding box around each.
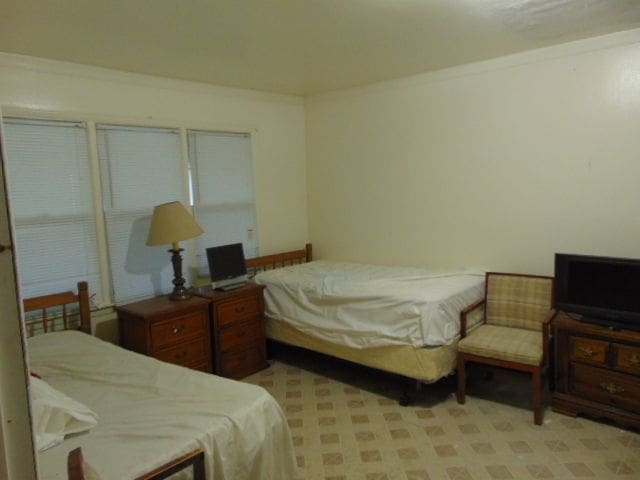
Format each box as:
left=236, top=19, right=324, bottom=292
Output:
left=147, top=201, right=204, bottom=300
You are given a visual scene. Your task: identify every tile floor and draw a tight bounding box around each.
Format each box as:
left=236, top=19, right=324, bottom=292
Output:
left=244, top=345, right=640, bottom=480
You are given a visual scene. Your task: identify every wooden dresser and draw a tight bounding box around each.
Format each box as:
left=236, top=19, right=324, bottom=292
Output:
left=195, top=283, right=268, bottom=379
left=553, top=311, right=640, bottom=429
left=117, top=295, right=212, bottom=373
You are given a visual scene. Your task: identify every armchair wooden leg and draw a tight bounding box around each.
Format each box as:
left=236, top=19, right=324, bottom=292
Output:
left=457, top=354, right=466, bottom=404
left=533, top=369, right=543, bottom=425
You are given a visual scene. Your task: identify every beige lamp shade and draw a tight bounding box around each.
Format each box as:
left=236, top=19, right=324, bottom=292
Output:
left=146, top=201, right=204, bottom=248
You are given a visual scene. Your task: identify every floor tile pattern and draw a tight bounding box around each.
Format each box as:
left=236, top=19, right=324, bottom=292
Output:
left=244, top=346, right=640, bottom=480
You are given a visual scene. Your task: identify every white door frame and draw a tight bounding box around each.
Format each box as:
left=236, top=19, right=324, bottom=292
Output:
left=0, top=108, right=37, bottom=478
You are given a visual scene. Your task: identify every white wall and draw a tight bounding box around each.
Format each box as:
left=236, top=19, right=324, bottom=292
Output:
left=0, top=53, right=309, bottom=257
left=305, top=30, right=640, bottom=275
left=0, top=53, right=309, bottom=479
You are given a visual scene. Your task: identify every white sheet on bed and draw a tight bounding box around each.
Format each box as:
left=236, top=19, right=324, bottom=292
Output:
left=255, top=260, right=485, bottom=348
left=28, top=331, right=296, bottom=480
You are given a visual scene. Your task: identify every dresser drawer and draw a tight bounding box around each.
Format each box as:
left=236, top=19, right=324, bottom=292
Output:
left=569, top=336, right=608, bottom=366
left=218, top=343, right=267, bottom=379
left=218, top=317, right=263, bottom=353
left=150, top=310, right=207, bottom=350
left=154, top=338, right=209, bottom=366
left=570, top=363, right=640, bottom=413
left=614, top=343, right=640, bottom=375
left=216, top=296, right=260, bottom=327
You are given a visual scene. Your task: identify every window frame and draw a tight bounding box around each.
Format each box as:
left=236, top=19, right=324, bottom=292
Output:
left=187, top=128, right=260, bottom=278
left=2, top=117, right=104, bottom=304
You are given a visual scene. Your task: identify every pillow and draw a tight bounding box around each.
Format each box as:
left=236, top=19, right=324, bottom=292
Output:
left=30, top=376, right=98, bottom=452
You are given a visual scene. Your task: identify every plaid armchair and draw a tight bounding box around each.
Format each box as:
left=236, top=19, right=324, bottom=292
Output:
left=456, top=272, right=555, bottom=425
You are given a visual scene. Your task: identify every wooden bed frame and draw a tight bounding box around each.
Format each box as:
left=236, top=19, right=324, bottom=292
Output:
left=249, top=243, right=483, bottom=405
left=246, top=243, right=312, bottom=276
left=67, top=446, right=206, bottom=480
left=23, top=281, right=91, bottom=334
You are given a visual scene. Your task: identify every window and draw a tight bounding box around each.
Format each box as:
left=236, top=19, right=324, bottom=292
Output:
left=3, top=117, right=259, bottom=306
left=97, top=125, right=187, bottom=303
left=188, top=130, right=258, bottom=273
left=2, top=119, right=102, bottom=302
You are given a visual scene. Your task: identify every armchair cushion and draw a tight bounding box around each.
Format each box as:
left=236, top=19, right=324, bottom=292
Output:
left=458, top=324, right=543, bottom=366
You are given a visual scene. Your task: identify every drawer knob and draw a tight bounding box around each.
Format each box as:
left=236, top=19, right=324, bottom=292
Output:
left=235, top=306, right=246, bottom=314
left=578, top=346, right=597, bottom=357
left=599, top=382, right=625, bottom=395
left=628, top=354, right=640, bottom=366
left=172, top=325, right=184, bottom=334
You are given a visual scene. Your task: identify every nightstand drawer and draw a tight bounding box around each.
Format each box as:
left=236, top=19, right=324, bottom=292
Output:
left=217, top=297, right=260, bottom=327
left=571, top=363, right=640, bottom=413
left=155, top=338, right=208, bottom=366
left=219, top=343, right=267, bottom=379
left=219, top=317, right=263, bottom=353
left=117, top=296, right=212, bottom=374
left=150, top=310, right=207, bottom=350
left=614, top=344, right=640, bottom=375
left=570, top=336, right=608, bottom=365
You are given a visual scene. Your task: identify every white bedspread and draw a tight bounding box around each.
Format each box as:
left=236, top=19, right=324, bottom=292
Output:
left=255, top=260, right=485, bottom=348
left=28, top=331, right=296, bottom=480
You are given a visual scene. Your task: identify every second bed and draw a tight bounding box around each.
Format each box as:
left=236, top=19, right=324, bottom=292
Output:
left=249, top=246, right=485, bottom=385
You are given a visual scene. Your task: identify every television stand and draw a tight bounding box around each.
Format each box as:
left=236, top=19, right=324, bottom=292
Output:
left=553, top=311, right=640, bottom=430
left=580, top=315, right=640, bottom=332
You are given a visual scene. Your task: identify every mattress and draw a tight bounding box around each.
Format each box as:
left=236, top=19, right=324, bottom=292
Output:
left=255, top=260, right=485, bottom=348
left=28, top=331, right=296, bottom=480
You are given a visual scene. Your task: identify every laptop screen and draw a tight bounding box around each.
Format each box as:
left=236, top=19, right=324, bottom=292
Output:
left=206, top=243, right=247, bottom=281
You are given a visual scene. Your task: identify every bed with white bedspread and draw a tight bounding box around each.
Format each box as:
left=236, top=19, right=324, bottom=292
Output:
left=254, top=259, right=485, bottom=384
left=29, top=330, right=296, bottom=480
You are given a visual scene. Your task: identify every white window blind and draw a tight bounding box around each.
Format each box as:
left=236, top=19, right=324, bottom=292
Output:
left=97, top=125, right=187, bottom=303
left=3, top=118, right=102, bottom=302
left=188, top=131, right=258, bottom=272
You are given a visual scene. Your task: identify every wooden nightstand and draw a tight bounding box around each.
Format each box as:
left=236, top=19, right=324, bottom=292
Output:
left=117, top=295, right=212, bottom=373
left=195, top=283, right=268, bottom=379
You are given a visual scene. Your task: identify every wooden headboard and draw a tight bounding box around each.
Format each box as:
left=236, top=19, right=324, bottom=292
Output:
left=23, top=281, right=91, bottom=335
left=246, top=243, right=312, bottom=276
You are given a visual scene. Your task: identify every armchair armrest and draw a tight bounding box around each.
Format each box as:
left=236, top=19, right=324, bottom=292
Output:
left=460, top=299, right=485, bottom=339
left=541, top=309, right=556, bottom=364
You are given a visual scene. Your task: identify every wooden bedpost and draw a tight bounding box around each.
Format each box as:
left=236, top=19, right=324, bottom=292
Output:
left=77, top=281, right=91, bottom=334
left=305, top=243, right=312, bottom=262
left=67, top=447, right=85, bottom=480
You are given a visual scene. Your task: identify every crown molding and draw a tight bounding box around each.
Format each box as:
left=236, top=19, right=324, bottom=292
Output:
left=0, top=52, right=304, bottom=106
left=306, top=28, right=640, bottom=104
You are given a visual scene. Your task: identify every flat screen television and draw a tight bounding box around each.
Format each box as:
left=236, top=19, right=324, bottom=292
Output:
left=555, top=253, right=640, bottom=331
left=206, top=243, right=248, bottom=290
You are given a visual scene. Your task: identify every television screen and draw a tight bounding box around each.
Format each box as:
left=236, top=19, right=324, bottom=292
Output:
left=555, top=253, right=640, bottom=328
left=206, top=243, right=247, bottom=282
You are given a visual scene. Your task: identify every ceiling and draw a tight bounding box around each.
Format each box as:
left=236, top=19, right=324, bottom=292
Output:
left=1, top=0, right=640, bottom=96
